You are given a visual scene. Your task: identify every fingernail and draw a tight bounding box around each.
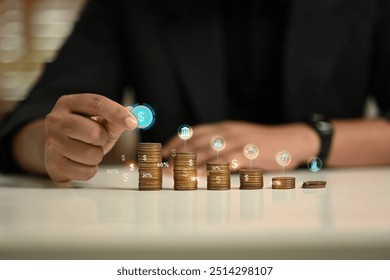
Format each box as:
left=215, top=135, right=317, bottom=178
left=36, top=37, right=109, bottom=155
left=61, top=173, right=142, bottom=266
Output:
left=125, top=114, right=138, bottom=129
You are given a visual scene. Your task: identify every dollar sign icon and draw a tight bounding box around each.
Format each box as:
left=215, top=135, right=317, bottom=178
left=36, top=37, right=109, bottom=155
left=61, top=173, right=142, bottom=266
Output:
left=143, top=155, right=147, bottom=161
left=121, top=154, right=126, bottom=161
left=244, top=174, right=249, bottom=182
left=129, top=163, right=135, bottom=171
left=138, top=112, right=145, bottom=123
left=171, top=149, right=177, bottom=157
left=216, top=176, right=221, bottom=184
left=188, top=159, right=193, bottom=166
left=231, top=159, right=238, bottom=169
left=122, top=173, right=129, bottom=182
left=183, top=168, right=188, bottom=177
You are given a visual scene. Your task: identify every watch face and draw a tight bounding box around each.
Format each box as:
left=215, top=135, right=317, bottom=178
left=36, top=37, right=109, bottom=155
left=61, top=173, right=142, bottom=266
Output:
left=316, top=121, right=333, bottom=134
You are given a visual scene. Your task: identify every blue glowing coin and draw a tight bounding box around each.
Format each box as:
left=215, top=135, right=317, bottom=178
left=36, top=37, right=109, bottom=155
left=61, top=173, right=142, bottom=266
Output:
left=129, top=103, right=155, bottom=130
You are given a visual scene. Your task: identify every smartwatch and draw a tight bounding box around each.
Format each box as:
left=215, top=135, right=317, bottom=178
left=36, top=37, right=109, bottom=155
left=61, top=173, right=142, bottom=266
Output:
left=307, top=113, right=334, bottom=163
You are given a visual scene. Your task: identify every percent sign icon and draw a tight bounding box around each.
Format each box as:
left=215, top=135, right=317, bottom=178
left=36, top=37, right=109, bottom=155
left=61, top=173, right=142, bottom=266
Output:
left=157, top=162, right=170, bottom=167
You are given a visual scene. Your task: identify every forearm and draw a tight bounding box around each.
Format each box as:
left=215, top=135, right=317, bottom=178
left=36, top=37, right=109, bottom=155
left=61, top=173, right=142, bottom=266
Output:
left=12, top=119, right=46, bottom=175
left=327, top=118, right=390, bottom=167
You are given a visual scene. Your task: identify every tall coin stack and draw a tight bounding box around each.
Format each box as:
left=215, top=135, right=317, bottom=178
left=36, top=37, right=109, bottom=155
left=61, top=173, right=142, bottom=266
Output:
left=137, top=143, right=162, bottom=191
left=272, top=176, right=296, bottom=189
left=173, top=151, right=198, bottom=190
left=206, top=162, right=230, bottom=190
left=239, top=169, right=263, bottom=189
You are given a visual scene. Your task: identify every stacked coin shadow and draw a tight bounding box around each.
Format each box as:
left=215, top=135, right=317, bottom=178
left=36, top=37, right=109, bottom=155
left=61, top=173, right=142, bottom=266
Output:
left=173, top=151, right=197, bottom=190
left=137, top=143, right=162, bottom=191
left=206, top=162, right=231, bottom=190
left=271, top=176, right=296, bottom=189
left=239, top=168, right=264, bottom=189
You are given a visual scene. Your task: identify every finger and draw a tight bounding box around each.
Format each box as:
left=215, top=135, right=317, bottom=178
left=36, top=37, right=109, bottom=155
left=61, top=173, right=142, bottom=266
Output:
left=162, top=122, right=225, bottom=157
left=163, top=132, right=215, bottom=158
left=191, top=123, right=225, bottom=138
left=46, top=154, right=98, bottom=182
left=61, top=114, right=108, bottom=146
left=59, top=94, right=138, bottom=130
left=196, top=147, right=218, bottom=167
left=196, top=141, right=246, bottom=170
left=60, top=137, right=104, bottom=166
left=162, top=136, right=186, bottom=158
left=185, top=125, right=240, bottom=154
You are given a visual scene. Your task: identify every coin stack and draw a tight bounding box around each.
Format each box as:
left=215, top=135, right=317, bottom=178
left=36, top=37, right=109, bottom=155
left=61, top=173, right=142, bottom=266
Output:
left=206, top=162, right=230, bottom=190
left=239, top=169, right=264, bottom=189
left=173, top=151, right=197, bottom=190
left=272, top=176, right=296, bottom=189
left=137, top=143, right=162, bottom=191
left=302, top=180, right=327, bottom=188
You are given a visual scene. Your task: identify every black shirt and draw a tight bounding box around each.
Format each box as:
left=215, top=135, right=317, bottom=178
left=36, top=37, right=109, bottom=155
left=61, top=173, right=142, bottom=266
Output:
left=1, top=0, right=390, bottom=173
left=224, top=0, right=289, bottom=123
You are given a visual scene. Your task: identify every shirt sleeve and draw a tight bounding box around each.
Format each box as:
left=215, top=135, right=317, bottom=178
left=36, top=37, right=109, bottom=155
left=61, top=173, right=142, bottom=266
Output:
left=372, top=0, right=390, bottom=120
left=0, top=0, right=125, bottom=173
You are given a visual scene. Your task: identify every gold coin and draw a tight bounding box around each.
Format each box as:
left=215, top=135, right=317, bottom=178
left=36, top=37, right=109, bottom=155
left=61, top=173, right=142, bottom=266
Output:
left=272, top=176, right=296, bottom=189
left=206, top=162, right=230, bottom=190
left=302, top=181, right=326, bottom=188
left=173, top=151, right=198, bottom=190
left=137, top=143, right=163, bottom=190
left=239, top=168, right=264, bottom=190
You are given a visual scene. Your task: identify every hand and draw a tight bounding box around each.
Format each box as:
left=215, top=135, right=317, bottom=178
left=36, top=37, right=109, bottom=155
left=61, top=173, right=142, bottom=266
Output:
left=162, top=121, right=320, bottom=172
left=45, top=94, right=138, bottom=182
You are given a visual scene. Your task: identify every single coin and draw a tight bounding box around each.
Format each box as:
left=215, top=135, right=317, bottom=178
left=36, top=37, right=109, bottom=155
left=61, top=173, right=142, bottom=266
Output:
left=302, top=181, right=327, bottom=188
left=129, top=104, right=156, bottom=130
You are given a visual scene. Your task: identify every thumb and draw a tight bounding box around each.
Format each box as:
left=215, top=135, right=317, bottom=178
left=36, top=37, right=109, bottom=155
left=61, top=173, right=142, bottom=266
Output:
left=67, top=94, right=138, bottom=130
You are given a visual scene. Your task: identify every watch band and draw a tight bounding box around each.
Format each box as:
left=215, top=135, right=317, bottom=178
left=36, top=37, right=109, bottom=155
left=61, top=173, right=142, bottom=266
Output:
left=307, top=113, right=334, bottom=163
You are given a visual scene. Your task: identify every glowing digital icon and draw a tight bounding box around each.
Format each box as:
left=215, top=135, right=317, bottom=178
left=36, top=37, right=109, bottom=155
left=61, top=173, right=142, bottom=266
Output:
left=243, top=144, right=259, bottom=160
left=311, top=160, right=318, bottom=171
left=276, top=150, right=291, bottom=167
left=177, top=124, right=193, bottom=141
left=307, top=157, right=322, bottom=173
left=210, top=136, right=226, bottom=152
left=128, top=103, right=155, bottom=130
left=231, top=159, right=238, bottom=169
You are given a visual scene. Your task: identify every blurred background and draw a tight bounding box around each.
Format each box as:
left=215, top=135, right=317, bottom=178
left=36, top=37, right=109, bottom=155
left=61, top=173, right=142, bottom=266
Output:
left=0, top=0, right=86, bottom=122
left=0, top=0, right=379, bottom=126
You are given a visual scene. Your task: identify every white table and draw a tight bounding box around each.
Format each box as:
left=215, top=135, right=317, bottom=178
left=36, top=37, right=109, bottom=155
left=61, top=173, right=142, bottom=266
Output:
left=0, top=166, right=389, bottom=259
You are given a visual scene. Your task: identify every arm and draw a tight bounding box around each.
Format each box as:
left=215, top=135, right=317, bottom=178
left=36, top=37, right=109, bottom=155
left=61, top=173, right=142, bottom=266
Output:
left=162, top=118, right=390, bottom=170
left=327, top=118, right=390, bottom=167
left=12, top=119, right=46, bottom=175
left=12, top=94, right=138, bottom=182
left=0, top=0, right=128, bottom=177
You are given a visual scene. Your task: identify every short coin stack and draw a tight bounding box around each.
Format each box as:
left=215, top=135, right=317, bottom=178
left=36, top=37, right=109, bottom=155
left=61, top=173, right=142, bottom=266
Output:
left=239, top=169, right=264, bottom=189
left=137, top=143, right=162, bottom=191
left=302, top=180, right=326, bottom=188
left=173, top=151, right=197, bottom=190
left=272, top=176, right=296, bottom=189
left=206, top=162, right=230, bottom=190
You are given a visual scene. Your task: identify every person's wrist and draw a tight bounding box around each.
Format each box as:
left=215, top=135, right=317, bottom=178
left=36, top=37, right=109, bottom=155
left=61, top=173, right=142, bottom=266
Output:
left=293, top=123, right=321, bottom=166
left=306, top=114, right=334, bottom=164
left=12, top=119, right=46, bottom=174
